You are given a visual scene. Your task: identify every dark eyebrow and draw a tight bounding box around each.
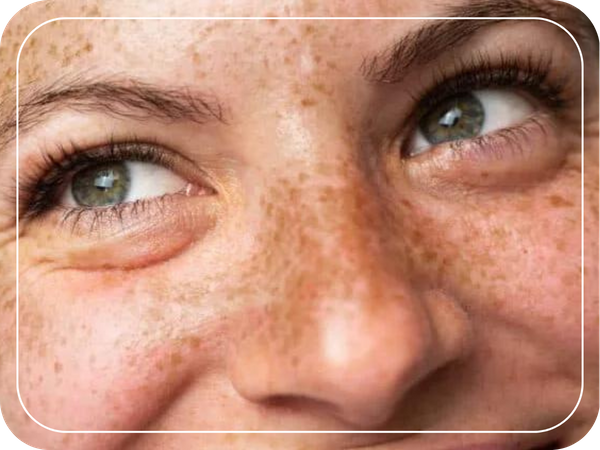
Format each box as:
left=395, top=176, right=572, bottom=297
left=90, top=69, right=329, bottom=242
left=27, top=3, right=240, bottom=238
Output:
left=0, top=75, right=227, bottom=149
left=361, top=0, right=598, bottom=84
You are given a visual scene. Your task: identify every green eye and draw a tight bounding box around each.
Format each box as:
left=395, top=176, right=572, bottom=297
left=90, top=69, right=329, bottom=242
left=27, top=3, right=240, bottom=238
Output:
left=71, top=162, right=131, bottom=207
left=419, top=92, right=485, bottom=145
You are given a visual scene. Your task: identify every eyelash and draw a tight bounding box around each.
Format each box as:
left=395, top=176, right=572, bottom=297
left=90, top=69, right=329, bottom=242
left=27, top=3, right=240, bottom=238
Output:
left=18, top=53, right=574, bottom=224
left=400, top=52, right=571, bottom=156
left=19, top=139, right=179, bottom=220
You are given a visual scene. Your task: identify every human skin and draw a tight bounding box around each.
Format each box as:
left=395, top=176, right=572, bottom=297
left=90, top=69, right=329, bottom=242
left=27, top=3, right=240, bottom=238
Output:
left=0, top=0, right=598, bottom=449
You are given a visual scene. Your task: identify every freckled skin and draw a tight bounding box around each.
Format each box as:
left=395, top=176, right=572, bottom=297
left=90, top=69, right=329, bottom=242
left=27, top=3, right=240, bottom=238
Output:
left=0, top=1, right=598, bottom=450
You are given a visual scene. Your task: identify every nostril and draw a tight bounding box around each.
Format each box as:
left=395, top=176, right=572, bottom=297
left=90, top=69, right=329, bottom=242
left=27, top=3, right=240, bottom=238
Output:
left=261, top=394, right=341, bottom=420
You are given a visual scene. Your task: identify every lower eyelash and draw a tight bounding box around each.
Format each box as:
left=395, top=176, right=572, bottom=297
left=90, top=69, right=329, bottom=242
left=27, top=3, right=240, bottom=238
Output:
left=58, top=191, right=186, bottom=234
left=445, top=115, right=552, bottom=162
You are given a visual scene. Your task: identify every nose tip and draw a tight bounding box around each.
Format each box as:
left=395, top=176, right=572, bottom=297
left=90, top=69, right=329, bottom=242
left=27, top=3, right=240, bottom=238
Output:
left=229, top=284, right=466, bottom=429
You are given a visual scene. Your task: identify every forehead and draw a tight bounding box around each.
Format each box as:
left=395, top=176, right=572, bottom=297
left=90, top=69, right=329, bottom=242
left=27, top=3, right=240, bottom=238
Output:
left=2, top=0, right=580, bottom=76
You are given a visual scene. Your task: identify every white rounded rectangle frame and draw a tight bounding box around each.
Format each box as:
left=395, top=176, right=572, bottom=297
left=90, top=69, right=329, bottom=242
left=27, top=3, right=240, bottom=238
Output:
left=14, top=16, right=585, bottom=434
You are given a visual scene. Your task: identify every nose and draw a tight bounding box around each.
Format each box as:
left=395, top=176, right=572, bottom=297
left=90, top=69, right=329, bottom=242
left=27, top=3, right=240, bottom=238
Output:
left=228, top=164, right=470, bottom=429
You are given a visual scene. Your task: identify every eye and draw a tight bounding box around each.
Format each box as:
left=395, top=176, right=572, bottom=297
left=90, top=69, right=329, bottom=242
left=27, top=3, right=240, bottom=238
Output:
left=19, top=140, right=214, bottom=226
left=63, top=161, right=188, bottom=208
left=406, top=89, right=535, bottom=157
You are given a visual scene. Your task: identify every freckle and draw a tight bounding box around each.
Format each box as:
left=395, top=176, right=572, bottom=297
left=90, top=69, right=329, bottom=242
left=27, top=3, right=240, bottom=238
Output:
left=547, top=194, right=574, bottom=208
left=422, top=250, right=437, bottom=263
left=192, top=52, right=201, bottom=64
left=88, top=5, right=102, bottom=16
left=170, top=352, right=183, bottom=367
left=300, top=97, right=317, bottom=107
left=303, top=24, right=316, bottom=36
left=83, top=42, right=93, bottom=53
left=312, top=81, right=332, bottom=95
left=53, top=361, right=63, bottom=374
left=188, top=336, right=201, bottom=348
left=400, top=198, right=413, bottom=209
left=62, top=55, right=73, bottom=67
left=326, top=60, right=337, bottom=70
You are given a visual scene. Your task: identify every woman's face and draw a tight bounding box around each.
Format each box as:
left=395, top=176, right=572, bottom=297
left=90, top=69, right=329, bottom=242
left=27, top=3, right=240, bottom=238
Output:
left=0, top=0, right=598, bottom=449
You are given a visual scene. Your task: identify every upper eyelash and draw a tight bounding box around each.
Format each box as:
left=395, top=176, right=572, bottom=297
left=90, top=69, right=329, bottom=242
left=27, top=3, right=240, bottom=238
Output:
left=411, top=52, right=570, bottom=116
left=19, top=138, right=174, bottom=219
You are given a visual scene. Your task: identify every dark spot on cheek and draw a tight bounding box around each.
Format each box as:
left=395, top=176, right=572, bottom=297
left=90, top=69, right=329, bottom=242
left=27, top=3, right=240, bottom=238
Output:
left=303, top=24, right=317, bottom=36
left=547, top=194, right=575, bottom=208
left=300, top=97, right=317, bottom=107
left=53, top=361, right=63, bottom=374
left=170, top=351, right=183, bottom=367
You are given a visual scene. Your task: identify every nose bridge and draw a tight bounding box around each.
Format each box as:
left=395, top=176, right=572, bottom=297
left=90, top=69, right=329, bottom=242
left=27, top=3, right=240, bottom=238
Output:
left=271, top=166, right=409, bottom=347
left=277, top=157, right=393, bottom=293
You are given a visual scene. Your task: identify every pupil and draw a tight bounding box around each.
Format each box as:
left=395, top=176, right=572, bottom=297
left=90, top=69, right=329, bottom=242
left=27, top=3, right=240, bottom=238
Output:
left=71, top=162, right=130, bottom=207
left=419, top=92, right=485, bottom=145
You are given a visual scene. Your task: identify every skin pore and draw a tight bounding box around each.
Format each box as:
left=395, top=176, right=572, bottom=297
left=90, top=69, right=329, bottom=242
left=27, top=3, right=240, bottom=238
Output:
left=0, top=0, right=598, bottom=449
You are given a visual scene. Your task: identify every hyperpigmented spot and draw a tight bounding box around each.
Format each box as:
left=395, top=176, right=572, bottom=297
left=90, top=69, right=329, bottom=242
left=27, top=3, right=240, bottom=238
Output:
left=311, top=81, right=333, bottom=96
left=300, top=97, right=317, bottom=107
left=170, top=352, right=183, bottom=367
left=303, top=24, right=317, bottom=36
left=83, top=42, right=94, bottom=53
left=53, top=361, right=63, bottom=374
left=187, top=336, right=201, bottom=348
left=547, top=194, right=574, bottom=208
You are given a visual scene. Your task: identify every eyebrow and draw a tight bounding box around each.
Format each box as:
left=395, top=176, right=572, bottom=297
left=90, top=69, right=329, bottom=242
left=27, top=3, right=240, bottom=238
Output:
left=0, top=76, right=227, bottom=149
left=361, top=0, right=598, bottom=83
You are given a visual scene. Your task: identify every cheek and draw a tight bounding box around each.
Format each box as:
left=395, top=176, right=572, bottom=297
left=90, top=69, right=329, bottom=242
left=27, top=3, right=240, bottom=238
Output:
left=390, top=181, right=583, bottom=351
left=16, top=265, right=220, bottom=431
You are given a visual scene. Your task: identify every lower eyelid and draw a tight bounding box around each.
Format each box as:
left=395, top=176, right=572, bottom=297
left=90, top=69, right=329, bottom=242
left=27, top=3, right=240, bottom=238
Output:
left=20, top=192, right=219, bottom=270
left=401, top=114, right=565, bottom=194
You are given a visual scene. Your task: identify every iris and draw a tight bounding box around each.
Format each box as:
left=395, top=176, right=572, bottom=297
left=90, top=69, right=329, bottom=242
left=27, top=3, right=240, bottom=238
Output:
left=419, top=92, right=485, bottom=145
left=71, top=162, right=131, bottom=207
